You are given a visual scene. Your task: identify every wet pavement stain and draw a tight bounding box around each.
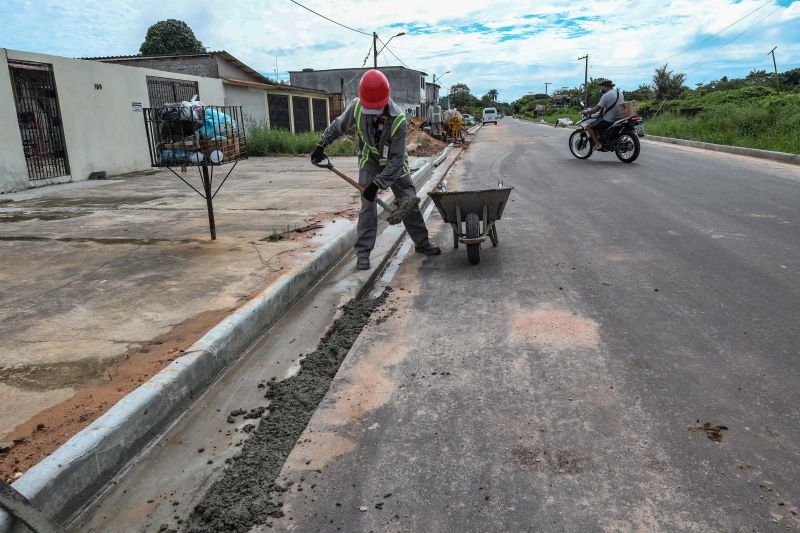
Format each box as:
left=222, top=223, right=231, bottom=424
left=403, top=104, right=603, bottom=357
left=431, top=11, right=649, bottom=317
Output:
left=0, top=211, right=87, bottom=223
left=511, top=444, right=593, bottom=475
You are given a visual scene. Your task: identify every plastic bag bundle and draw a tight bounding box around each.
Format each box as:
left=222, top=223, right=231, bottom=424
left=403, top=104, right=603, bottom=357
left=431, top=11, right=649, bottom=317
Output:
left=198, top=108, right=237, bottom=140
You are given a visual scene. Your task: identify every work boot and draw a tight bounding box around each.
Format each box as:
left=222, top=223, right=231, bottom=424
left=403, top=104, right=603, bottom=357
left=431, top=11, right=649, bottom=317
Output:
left=356, top=256, right=371, bottom=270
left=415, top=240, right=441, bottom=255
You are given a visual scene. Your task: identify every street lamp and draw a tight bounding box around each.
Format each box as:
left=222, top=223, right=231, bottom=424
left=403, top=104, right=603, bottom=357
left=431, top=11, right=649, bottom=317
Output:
left=432, top=70, right=450, bottom=85
left=432, top=71, right=450, bottom=106
left=374, top=31, right=406, bottom=67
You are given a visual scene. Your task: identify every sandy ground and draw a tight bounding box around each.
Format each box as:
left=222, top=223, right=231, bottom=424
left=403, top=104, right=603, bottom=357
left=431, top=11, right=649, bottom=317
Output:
left=0, top=156, right=441, bottom=482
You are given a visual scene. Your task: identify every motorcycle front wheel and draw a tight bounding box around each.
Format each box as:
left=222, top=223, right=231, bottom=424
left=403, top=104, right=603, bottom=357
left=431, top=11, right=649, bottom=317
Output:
left=569, top=130, right=593, bottom=159
left=615, top=133, right=640, bottom=163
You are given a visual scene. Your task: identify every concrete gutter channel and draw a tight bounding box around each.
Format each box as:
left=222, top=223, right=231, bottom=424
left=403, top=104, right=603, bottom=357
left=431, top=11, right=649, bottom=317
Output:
left=0, top=145, right=463, bottom=532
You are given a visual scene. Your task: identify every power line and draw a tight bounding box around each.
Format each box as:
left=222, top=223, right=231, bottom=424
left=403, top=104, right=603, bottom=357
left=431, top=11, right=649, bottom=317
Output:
left=670, top=0, right=772, bottom=63
left=681, top=4, right=782, bottom=72
left=286, top=0, right=370, bottom=36
left=361, top=43, right=373, bottom=67
left=376, top=36, right=409, bottom=68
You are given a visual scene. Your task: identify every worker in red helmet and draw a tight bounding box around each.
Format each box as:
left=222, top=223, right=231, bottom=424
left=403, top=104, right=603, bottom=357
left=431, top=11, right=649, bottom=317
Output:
left=311, top=69, right=440, bottom=270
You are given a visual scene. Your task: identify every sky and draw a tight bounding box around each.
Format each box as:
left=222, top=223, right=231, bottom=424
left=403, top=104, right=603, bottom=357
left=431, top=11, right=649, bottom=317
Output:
left=2, top=0, right=799, bottom=102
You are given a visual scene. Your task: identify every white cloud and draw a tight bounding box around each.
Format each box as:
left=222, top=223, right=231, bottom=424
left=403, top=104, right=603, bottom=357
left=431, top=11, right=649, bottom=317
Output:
left=1, top=0, right=798, bottom=101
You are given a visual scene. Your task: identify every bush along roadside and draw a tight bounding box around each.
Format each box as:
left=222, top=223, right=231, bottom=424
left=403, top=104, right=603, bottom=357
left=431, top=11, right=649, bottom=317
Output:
left=643, top=96, right=800, bottom=154
left=247, top=126, right=357, bottom=157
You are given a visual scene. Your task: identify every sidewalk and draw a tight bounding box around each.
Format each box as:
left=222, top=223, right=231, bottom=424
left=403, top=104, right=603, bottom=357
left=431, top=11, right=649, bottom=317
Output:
left=0, top=155, right=429, bottom=482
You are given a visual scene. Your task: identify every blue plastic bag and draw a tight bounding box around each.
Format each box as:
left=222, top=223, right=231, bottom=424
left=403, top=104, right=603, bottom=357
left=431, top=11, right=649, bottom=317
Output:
left=198, top=108, right=237, bottom=140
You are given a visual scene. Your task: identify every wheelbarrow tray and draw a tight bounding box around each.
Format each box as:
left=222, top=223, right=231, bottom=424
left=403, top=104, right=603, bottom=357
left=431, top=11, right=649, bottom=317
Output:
left=428, top=187, right=513, bottom=225
left=428, top=187, right=513, bottom=265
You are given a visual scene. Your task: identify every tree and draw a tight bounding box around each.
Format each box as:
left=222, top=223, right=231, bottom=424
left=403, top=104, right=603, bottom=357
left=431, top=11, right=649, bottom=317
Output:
left=486, top=89, right=499, bottom=104
left=449, top=83, right=480, bottom=110
left=140, top=19, right=206, bottom=56
left=652, top=64, right=686, bottom=100
left=624, top=84, right=654, bottom=102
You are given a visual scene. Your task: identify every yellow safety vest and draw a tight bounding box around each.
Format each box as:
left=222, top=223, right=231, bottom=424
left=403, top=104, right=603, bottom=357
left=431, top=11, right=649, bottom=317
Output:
left=354, top=100, right=409, bottom=173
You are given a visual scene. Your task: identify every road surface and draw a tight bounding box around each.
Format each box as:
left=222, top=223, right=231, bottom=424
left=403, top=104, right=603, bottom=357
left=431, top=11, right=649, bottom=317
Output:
left=271, top=119, right=800, bottom=531
left=75, top=119, right=800, bottom=532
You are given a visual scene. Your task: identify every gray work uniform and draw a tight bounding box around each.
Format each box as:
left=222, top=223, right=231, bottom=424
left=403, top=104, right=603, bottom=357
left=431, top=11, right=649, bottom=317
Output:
left=426, top=103, right=443, bottom=137
left=319, top=97, right=430, bottom=258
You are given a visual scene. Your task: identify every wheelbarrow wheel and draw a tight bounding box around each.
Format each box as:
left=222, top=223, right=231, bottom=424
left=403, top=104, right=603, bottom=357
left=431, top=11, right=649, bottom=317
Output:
left=466, top=212, right=481, bottom=265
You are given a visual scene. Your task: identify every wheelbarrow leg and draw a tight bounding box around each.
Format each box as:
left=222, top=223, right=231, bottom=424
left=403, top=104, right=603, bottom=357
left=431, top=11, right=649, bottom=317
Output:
left=489, top=223, right=499, bottom=247
left=455, top=205, right=463, bottom=249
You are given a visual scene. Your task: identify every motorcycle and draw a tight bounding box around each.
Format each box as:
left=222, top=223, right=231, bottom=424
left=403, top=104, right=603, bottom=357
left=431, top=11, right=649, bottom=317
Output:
left=569, top=111, right=643, bottom=163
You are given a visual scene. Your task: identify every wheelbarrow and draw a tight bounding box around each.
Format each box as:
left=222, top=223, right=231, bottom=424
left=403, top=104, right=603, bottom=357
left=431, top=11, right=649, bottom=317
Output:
left=428, top=187, right=513, bottom=265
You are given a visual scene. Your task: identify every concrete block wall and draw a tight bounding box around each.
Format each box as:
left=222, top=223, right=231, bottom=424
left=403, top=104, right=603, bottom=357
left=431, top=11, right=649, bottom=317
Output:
left=289, top=67, right=425, bottom=117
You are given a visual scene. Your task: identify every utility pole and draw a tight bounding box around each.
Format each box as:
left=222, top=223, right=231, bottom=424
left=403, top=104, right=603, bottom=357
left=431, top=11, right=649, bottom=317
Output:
left=545, top=82, right=551, bottom=96
left=578, top=54, right=589, bottom=105
left=768, top=46, right=780, bottom=94
left=373, top=32, right=378, bottom=68
left=275, top=56, right=279, bottom=81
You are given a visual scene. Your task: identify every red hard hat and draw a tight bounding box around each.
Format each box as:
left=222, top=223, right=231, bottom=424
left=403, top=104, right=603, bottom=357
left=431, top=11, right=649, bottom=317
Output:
left=359, top=69, right=391, bottom=111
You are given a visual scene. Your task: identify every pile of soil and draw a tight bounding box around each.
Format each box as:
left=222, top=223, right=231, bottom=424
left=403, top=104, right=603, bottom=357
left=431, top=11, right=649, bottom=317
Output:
left=186, top=291, right=389, bottom=532
left=407, top=129, right=447, bottom=157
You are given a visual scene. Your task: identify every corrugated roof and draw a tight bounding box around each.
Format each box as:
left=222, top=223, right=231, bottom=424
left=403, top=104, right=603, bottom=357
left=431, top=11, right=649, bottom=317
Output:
left=289, top=65, right=427, bottom=76
left=222, top=77, right=330, bottom=96
left=84, top=50, right=276, bottom=86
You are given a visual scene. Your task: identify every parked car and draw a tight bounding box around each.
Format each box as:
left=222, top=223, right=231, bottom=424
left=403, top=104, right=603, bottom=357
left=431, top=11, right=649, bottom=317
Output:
left=462, top=114, right=476, bottom=125
left=482, top=107, right=498, bottom=125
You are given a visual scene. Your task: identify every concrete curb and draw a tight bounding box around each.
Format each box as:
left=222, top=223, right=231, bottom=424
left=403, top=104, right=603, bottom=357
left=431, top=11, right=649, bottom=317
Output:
left=0, top=148, right=455, bottom=531
left=642, top=135, right=800, bottom=165
left=467, top=123, right=482, bottom=135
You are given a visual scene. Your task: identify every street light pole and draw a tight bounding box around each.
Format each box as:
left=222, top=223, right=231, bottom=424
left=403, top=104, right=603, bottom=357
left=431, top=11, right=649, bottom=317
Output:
left=433, top=70, right=450, bottom=103
left=373, top=32, right=406, bottom=68
left=768, top=46, right=780, bottom=95
left=578, top=54, right=589, bottom=105
left=545, top=82, right=551, bottom=96
left=373, top=32, right=378, bottom=68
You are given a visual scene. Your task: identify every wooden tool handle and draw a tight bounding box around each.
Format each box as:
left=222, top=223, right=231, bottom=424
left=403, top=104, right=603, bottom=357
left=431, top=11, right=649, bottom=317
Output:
left=328, top=165, right=364, bottom=192
left=314, top=157, right=392, bottom=211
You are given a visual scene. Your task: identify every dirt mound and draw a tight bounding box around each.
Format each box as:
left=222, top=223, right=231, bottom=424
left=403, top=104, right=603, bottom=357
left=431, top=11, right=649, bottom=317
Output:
left=407, top=129, right=447, bottom=157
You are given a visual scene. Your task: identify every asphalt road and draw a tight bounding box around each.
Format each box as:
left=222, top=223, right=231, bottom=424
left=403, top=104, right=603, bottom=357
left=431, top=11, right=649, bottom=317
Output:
left=270, top=119, right=800, bottom=532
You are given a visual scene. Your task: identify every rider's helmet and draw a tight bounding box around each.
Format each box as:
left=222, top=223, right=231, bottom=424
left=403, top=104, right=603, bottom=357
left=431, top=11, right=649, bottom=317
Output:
left=599, top=80, right=614, bottom=88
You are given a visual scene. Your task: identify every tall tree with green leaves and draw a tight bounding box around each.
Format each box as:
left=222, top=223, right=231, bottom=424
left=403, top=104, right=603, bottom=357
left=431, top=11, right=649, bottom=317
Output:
left=652, top=64, right=686, bottom=100
left=140, top=19, right=206, bottom=56
left=487, top=89, right=499, bottom=104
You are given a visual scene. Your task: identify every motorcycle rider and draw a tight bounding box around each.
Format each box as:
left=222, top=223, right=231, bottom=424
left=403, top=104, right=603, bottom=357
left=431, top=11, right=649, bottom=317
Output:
left=583, top=80, right=623, bottom=151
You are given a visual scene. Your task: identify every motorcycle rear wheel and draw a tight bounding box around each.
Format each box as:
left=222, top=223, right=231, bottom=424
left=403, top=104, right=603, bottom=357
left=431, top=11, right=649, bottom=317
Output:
left=569, top=130, right=593, bottom=159
left=615, top=133, right=640, bottom=163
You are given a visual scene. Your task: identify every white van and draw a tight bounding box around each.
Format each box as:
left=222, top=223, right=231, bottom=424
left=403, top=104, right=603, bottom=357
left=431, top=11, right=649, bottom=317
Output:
left=482, top=107, right=498, bottom=125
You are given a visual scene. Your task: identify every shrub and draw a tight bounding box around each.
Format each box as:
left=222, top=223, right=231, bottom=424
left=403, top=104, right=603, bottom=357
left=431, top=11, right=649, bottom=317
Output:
left=246, top=126, right=356, bottom=157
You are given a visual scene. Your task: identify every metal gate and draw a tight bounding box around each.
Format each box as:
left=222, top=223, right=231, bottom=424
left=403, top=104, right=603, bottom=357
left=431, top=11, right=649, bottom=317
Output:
left=9, top=61, right=69, bottom=181
left=267, top=94, right=290, bottom=130
left=312, top=98, right=328, bottom=131
left=292, top=97, right=310, bottom=133
left=146, top=77, right=199, bottom=108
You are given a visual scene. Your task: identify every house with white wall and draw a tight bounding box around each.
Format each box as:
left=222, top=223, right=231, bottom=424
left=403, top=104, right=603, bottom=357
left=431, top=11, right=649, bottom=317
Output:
left=89, top=51, right=333, bottom=134
left=0, top=49, right=225, bottom=193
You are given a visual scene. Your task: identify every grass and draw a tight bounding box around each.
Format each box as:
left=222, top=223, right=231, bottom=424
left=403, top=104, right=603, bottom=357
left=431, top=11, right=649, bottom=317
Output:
left=645, top=99, right=800, bottom=154
left=247, top=126, right=357, bottom=157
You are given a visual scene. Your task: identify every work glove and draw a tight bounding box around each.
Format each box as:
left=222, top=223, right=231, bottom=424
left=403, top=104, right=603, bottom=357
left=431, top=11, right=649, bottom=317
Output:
left=362, top=180, right=382, bottom=203
left=310, top=143, right=326, bottom=165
